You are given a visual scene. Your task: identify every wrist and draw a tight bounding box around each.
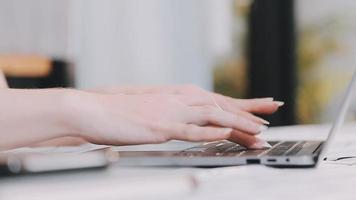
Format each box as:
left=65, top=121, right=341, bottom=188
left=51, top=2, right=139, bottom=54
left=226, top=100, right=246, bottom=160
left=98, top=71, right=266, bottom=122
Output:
left=60, top=89, right=107, bottom=139
left=0, top=88, right=97, bottom=150
left=45, top=89, right=81, bottom=138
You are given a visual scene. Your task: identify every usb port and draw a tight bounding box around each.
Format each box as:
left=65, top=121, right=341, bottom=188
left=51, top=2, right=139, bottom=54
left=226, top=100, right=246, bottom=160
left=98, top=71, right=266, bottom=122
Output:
left=246, top=159, right=260, bottom=164
left=267, top=158, right=277, bottom=162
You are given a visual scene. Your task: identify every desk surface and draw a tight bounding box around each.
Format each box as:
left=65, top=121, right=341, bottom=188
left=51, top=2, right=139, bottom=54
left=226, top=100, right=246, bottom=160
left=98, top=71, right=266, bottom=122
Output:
left=1, top=124, right=356, bottom=200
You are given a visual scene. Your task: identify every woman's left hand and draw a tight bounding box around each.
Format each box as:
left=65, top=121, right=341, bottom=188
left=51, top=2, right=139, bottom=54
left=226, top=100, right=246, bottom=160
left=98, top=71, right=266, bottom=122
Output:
left=87, top=85, right=284, bottom=148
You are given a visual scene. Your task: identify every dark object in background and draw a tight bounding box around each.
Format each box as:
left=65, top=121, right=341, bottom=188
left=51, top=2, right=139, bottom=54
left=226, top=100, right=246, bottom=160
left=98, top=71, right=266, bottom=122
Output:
left=247, top=0, right=297, bottom=126
left=6, top=59, right=71, bottom=89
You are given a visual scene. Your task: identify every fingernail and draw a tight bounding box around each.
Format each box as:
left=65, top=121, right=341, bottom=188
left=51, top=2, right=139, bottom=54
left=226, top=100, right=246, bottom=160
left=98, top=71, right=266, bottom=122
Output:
left=249, top=139, right=272, bottom=149
left=260, top=119, right=270, bottom=125
left=274, top=101, right=285, bottom=106
left=259, top=125, right=268, bottom=132
left=261, top=97, right=274, bottom=101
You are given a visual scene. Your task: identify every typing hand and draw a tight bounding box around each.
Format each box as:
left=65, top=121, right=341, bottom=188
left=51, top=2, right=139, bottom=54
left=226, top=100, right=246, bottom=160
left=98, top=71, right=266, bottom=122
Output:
left=74, top=89, right=283, bottom=149
left=85, top=85, right=283, bottom=149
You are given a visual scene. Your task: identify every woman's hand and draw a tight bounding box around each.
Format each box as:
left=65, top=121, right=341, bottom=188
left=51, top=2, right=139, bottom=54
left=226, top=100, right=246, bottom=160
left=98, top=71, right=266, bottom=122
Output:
left=70, top=90, right=281, bottom=149
left=86, top=85, right=284, bottom=148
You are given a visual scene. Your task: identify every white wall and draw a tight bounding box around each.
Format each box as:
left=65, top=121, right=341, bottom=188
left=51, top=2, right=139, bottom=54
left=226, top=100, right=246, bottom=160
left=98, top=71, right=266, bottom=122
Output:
left=68, top=0, right=233, bottom=89
left=0, top=0, right=233, bottom=89
left=0, top=0, right=69, bottom=58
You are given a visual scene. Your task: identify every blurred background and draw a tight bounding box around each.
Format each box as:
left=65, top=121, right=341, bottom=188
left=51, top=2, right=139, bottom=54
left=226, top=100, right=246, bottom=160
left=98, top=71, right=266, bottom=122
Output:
left=0, top=0, right=355, bottom=126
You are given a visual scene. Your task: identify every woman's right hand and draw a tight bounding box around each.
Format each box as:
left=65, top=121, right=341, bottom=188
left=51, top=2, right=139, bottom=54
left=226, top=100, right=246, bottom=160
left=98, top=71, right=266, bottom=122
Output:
left=69, top=92, right=271, bottom=149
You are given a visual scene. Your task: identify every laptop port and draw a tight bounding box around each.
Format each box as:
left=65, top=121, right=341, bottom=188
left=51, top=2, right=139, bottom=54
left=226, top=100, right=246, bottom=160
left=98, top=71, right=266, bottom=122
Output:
left=267, top=158, right=277, bottom=162
left=246, top=159, right=260, bottom=164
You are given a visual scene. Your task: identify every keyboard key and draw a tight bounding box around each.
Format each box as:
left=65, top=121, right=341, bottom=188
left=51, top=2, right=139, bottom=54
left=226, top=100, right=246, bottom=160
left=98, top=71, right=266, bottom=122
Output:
left=285, top=142, right=306, bottom=156
left=268, top=141, right=280, bottom=147
left=266, top=141, right=297, bottom=156
left=205, top=142, right=237, bottom=153
left=224, top=145, right=246, bottom=152
left=182, top=141, right=222, bottom=152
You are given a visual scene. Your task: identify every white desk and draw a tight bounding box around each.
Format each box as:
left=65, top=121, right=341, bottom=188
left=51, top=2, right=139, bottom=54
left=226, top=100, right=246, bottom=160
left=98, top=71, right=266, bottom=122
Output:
left=1, top=124, right=356, bottom=200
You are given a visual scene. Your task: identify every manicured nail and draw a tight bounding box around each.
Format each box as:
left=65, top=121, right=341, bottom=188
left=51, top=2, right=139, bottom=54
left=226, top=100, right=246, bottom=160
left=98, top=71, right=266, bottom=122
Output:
left=259, top=125, right=268, bottom=132
left=249, top=139, right=272, bottom=149
left=261, top=97, right=274, bottom=101
left=260, top=119, right=270, bottom=125
left=274, top=101, right=285, bottom=106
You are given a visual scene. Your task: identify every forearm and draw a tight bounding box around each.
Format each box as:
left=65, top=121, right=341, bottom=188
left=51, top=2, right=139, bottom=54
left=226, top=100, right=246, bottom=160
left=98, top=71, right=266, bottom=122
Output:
left=0, top=88, right=79, bottom=150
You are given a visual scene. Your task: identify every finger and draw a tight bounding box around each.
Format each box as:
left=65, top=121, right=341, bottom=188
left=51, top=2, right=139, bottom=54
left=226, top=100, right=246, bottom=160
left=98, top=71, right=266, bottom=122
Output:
left=237, top=99, right=283, bottom=114
left=228, top=130, right=271, bottom=149
left=237, top=110, right=270, bottom=125
left=177, top=94, right=271, bottom=125
left=168, top=124, right=232, bottom=142
left=188, top=106, right=267, bottom=135
left=214, top=94, right=283, bottom=114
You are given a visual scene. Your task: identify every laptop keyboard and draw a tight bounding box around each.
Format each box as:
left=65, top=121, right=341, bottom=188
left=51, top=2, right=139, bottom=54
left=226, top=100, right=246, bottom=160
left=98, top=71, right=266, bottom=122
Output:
left=179, top=140, right=305, bottom=157
left=265, top=141, right=297, bottom=156
left=285, top=142, right=306, bottom=156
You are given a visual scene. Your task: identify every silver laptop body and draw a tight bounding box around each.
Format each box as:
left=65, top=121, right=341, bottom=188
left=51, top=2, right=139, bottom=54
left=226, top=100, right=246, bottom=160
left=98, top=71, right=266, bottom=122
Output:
left=115, top=72, right=356, bottom=168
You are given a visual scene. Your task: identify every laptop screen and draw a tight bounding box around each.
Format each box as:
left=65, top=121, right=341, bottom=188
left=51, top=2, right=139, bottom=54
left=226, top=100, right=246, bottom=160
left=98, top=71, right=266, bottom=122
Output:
left=320, top=71, right=356, bottom=158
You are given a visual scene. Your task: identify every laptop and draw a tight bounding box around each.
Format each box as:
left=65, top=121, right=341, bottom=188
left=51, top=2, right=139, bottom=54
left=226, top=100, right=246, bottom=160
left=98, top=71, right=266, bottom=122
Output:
left=115, top=72, right=356, bottom=168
